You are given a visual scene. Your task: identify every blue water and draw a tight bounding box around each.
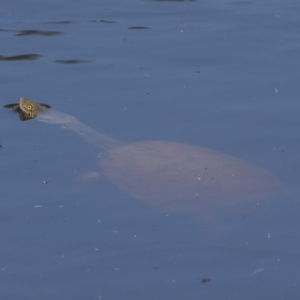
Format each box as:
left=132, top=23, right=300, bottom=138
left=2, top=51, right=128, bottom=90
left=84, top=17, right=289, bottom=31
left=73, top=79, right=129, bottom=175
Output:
left=1, top=0, right=300, bottom=299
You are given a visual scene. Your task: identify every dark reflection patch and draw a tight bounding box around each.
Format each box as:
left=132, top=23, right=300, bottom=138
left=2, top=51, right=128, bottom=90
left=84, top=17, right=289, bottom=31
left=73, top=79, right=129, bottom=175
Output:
left=89, top=19, right=117, bottom=24
left=41, top=20, right=77, bottom=24
left=15, top=30, right=63, bottom=36
left=0, top=28, right=63, bottom=36
left=54, top=59, right=92, bottom=64
left=128, top=26, right=150, bottom=30
left=201, top=278, right=211, bottom=283
left=0, top=54, right=42, bottom=61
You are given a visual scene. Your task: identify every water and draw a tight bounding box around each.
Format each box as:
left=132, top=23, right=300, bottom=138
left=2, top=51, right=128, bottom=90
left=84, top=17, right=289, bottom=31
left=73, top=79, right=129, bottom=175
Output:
left=1, top=0, right=300, bottom=299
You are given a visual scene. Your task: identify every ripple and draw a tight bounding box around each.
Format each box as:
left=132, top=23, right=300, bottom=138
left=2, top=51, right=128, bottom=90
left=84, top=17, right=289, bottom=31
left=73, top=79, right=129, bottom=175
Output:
left=41, top=20, right=78, bottom=24
left=89, top=19, right=117, bottom=24
left=128, top=26, right=150, bottom=30
left=0, top=54, right=42, bottom=61
left=0, top=28, right=63, bottom=36
left=15, top=30, right=63, bottom=36
left=54, top=59, right=92, bottom=64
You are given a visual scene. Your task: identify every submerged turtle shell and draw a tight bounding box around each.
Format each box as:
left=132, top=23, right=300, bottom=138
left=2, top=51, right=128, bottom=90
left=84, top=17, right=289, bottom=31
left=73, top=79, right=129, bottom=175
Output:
left=100, top=140, right=281, bottom=213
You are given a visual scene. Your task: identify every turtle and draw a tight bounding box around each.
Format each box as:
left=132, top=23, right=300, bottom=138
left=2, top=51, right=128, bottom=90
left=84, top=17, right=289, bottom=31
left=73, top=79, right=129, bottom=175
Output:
left=4, top=100, right=51, bottom=121
left=4, top=97, right=282, bottom=215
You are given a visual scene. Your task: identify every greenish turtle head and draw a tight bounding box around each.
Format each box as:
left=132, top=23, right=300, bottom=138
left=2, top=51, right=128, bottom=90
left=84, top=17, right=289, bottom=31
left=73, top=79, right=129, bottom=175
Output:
left=4, top=97, right=51, bottom=121
left=19, top=97, right=50, bottom=118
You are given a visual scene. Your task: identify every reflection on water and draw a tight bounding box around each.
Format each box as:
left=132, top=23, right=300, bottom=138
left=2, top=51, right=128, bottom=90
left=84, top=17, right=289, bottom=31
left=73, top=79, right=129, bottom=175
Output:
left=89, top=19, right=117, bottom=24
left=15, top=29, right=63, bottom=36
left=0, top=54, right=42, bottom=61
left=0, top=28, right=63, bottom=36
left=128, top=26, right=150, bottom=30
left=41, top=20, right=78, bottom=24
left=54, top=59, right=93, bottom=64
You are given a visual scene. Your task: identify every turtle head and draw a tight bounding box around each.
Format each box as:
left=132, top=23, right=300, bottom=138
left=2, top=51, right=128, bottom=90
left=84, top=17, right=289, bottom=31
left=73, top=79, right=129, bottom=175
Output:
left=19, top=97, right=51, bottom=119
left=19, top=97, right=40, bottom=118
left=4, top=97, right=51, bottom=121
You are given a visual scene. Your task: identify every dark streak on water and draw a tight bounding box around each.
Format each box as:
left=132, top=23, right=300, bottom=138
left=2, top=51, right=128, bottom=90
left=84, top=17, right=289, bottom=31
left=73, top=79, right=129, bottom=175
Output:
left=89, top=19, right=117, bottom=24
left=41, top=20, right=78, bottom=24
left=54, top=59, right=93, bottom=64
left=0, top=28, right=63, bottom=36
left=15, top=30, right=63, bottom=36
left=0, top=54, right=42, bottom=61
left=128, top=26, right=150, bottom=30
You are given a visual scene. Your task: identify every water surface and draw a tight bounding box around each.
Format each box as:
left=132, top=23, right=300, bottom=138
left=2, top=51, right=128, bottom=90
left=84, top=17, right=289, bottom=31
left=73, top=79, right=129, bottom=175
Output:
left=1, top=0, right=300, bottom=299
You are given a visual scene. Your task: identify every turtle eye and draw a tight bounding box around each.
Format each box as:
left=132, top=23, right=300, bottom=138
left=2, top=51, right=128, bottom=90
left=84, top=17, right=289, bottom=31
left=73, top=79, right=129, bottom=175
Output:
left=27, top=105, right=33, bottom=110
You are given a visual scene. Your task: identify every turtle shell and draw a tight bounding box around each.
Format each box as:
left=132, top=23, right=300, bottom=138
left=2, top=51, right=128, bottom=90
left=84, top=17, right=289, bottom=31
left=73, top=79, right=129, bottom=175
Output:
left=99, top=140, right=282, bottom=213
